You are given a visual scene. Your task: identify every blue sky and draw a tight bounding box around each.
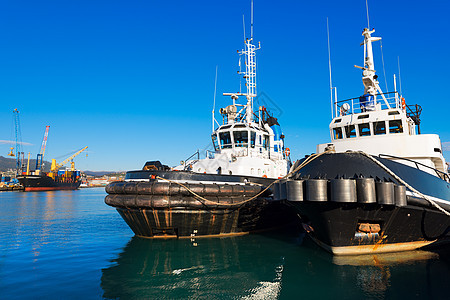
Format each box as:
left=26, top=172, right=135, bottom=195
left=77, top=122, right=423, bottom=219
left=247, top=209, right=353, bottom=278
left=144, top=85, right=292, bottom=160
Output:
left=1, top=0, right=449, bottom=171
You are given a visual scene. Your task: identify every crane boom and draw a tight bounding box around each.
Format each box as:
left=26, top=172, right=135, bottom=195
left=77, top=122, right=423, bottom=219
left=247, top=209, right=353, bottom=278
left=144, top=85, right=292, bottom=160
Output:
left=40, top=126, right=50, bottom=156
left=36, top=126, right=50, bottom=173
left=12, top=108, right=24, bottom=173
left=51, top=146, right=88, bottom=172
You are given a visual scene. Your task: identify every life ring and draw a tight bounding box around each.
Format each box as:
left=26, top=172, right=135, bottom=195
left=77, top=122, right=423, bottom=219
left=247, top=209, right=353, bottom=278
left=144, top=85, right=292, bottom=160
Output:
left=401, top=97, right=406, bottom=111
left=284, top=148, right=290, bottom=157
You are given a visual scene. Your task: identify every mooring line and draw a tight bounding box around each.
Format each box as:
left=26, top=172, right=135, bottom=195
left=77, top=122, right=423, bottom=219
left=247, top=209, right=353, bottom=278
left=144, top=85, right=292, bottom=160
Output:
left=356, top=151, right=450, bottom=217
left=155, top=150, right=333, bottom=207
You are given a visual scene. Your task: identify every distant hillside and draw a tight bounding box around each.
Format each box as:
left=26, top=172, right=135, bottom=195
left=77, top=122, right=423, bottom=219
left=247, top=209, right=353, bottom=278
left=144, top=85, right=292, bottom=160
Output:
left=0, top=156, right=50, bottom=172
left=84, top=171, right=126, bottom=177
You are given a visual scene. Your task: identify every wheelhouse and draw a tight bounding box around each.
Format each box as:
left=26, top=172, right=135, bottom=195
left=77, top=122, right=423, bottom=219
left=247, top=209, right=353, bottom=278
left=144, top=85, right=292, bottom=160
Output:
left=212, top=122, right=285, bottom=159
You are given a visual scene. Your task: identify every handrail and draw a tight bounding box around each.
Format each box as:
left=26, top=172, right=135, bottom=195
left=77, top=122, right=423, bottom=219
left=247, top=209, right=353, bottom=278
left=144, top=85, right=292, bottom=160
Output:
left=334, top=91, right=401, bottom=116
left=183, top=150, right=200, bottom=170
left=185, top=150, right=200, bottom=162
left=378, top=153, right=450, bottom=182
left=336, top=91, right=398, bottom=105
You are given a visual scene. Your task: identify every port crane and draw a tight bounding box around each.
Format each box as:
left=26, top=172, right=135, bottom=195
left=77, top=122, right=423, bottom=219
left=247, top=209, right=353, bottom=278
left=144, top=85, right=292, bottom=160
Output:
left=35, top=126, right=50, bottom=175
left=8, top=109, right=25, bottom=173
left=50, top=146, right=88, bottom=172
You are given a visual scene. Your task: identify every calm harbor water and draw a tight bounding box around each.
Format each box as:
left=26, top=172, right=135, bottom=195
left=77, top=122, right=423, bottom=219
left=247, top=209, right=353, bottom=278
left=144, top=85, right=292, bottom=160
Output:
left=1, top=188, right=449, bottom=299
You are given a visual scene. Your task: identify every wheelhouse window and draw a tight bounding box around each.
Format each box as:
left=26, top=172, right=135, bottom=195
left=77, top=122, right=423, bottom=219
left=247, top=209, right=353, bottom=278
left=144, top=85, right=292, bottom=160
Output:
left=250, top=132, right=256, bottom=148
left=219, top=132, right=232, bottom=149
left=263, top=135, right=269, bottom=150
left=358, top=123, right=371, bottom=137
left=233, top=131, right=248, bottom=147
left=333, top=127, right=343, bottom=139
left=345, top=125, right=356, bottom=138
left=374, top=121, right=386, bottom=135
left=211, top=134, right=219, bottom=150
left=389, top=120, right=403, bottom=134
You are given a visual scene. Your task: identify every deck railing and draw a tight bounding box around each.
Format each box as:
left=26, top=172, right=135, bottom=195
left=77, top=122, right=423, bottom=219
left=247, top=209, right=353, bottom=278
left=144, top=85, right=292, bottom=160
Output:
left=334, top=91, right=400, bottom=117
left=379, top=154, right=450, bottom=182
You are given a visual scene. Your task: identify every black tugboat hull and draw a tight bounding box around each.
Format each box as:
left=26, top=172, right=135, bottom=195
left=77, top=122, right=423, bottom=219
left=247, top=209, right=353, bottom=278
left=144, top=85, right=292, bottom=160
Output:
left=287, top=152, right=450, bottom=255
left=113, top=200, right=293, bottom=238
left=105, top=170, right=298, bottom=238
left=17, top=175, right=81, bottom=191
left=291, top=200, right=450, bottom=255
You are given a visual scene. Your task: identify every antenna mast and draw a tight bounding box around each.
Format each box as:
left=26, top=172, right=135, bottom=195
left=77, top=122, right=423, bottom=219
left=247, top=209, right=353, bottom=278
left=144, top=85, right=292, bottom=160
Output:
left=354, top=1, right=390, bottom=109
left=365, top=0, right=370, bottom=29
left=223, top=0, right=260, bottom=124
left=327, top=18, right=335, bottom=118
left=242, top=15, right=246, bottom=41
left=251, top=0, right=254, bottom=39
left=398, top=56, right=403, bottom=96
left=212, top=66, right=218, bottom=131
left=238, top=0, right=260, bottom=123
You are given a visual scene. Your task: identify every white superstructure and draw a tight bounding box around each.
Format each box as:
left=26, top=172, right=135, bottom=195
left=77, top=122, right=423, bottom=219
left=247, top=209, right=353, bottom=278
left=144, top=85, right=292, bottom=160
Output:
left=318, top=27, right=447, bottom=177
left=175, top=6, right=290, bottom=179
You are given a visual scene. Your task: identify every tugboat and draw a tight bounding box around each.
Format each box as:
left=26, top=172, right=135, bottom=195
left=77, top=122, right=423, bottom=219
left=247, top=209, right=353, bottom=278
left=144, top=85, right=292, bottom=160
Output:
left=281, top=25, right=450, bottom=255
left=105, top=5, right=296, bottom=239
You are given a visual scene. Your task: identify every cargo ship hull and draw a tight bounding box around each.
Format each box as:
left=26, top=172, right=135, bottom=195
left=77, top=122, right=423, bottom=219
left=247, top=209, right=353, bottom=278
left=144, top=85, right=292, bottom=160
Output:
left=17, top=175, right=81, bottom=191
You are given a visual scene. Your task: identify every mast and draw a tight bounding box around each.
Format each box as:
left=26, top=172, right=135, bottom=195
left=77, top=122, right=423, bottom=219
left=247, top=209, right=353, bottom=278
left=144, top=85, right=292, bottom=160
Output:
left=355, top=28, right=390, bottom=108
left=238, top=0, right=260, bottom=123
left=223, top=0, right=260, bottom=124
left=360, top=28, right=381, bottom=96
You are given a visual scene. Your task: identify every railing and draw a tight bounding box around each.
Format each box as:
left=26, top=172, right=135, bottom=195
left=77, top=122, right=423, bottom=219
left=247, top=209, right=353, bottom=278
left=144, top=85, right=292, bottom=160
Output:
left=378, top=154, right=450, bottom=182
left=334, top=91, right=400, bottom=117
left=183, top=150, right=200, bottom=171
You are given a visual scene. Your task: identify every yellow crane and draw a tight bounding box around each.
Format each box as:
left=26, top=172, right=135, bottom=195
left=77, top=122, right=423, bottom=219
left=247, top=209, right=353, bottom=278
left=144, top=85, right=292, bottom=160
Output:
left=50, top=146, right=88, bottom=172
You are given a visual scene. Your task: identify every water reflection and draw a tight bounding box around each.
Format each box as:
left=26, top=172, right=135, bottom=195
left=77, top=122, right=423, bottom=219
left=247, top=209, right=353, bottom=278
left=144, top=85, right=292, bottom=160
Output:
left=12, top=191, right=77, bottom=251
left=281, top=240, right=450, bottom=299
left=101, top=234, right=450, bottom=299
left=331, top=250, right=439, bottom=266
left=101, top=235, right=288, bottom=299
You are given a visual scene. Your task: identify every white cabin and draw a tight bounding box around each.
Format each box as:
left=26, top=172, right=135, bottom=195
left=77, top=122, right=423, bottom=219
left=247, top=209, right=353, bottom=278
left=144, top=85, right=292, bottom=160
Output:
left=187, top=112, right=288, bottom=178
left=318, top=27, right=447, bottom=178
